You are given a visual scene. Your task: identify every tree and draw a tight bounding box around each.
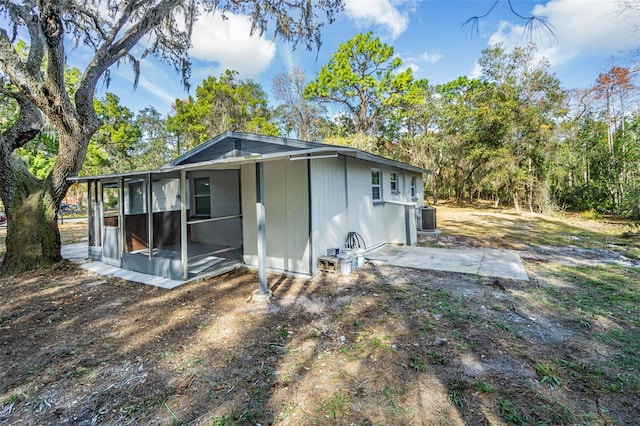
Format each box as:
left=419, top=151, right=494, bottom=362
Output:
left=590, top=66, right=637, bottom=208
left=82, top=93, right=142, bottom=175
left=476, top=43, right=566, bottom=212
left=14, top=66, right=83, bottom=180
left=435, top=76, right=500, bottom=203
left=135, top=106, right=175, bottom=168
left=272, top=66, right=325, bottom=141
left=167, top=70, right=279, bottom=151
left=0, top=0, right=342, bottom=275
left=304, top=32, right=420, bottom=136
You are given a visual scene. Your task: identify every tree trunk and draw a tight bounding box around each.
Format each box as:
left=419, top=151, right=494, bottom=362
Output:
left=1, top=158, right=61, bottom=275
left=456, top=181, right=465, bottom=203
left=431, top=171, right=439, bottom=205
left=1, top=123, right=94, bottom=275
left=513, top=190, right=520, bottom=212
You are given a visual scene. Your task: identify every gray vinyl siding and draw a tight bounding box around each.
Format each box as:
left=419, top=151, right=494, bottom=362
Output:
left=310, top=157, right=349, bottom=272
left=345, top=158, right=386, bottom=249
left=241, top=159, right=310, bottom=274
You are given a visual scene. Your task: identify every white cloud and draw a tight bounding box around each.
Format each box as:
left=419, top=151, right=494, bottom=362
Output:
left=344, top=0, right=409, bottom=39
left=405, top=63, right=420, bottom=73
left=136, top=74, right=180, bottom=106
left=487, top=0, right=640, bottom=66
left=416, top=51, right=444, bottom=64
left=189, top=11, right=277, bottom=77
left=402, top=50, right=443, bottom=76
left=107, top=58, right=182, bottom=107
left=468, top=62, right=482, bottom=80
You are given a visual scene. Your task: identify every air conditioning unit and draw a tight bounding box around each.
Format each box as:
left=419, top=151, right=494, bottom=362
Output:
left=420, top=206, right=436, bottom=231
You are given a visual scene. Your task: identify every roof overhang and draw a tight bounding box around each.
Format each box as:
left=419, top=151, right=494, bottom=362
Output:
left=69, top=147, right=430, bottom=182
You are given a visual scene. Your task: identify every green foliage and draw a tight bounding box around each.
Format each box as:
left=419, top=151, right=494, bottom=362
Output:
left=167, top=70, right=279, bottom=152
left=322, top=390, right=348, bottom=420
left=305, top=32, right=424, bottom=137
left=474, top=381, right=492, bottom=393
left=499, top=398, right=527, bottom=425
left=580, top=209, right=603, bottom=220
left=135, top=106, right=176, bottom=167
left=82, top=93, right=142, bottom=175
left=534, top=362, right=562, bottom=388
left=16, top=126, right=58, bottom=180
left=396, top=43, right=566, bottom=209
left=409, top=353, right=426, bottom=371
left=0, top=91, right=18, bottom=133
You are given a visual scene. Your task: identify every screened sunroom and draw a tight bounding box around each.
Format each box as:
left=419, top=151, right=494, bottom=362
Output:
left=84, top=168, right=243, bottom=281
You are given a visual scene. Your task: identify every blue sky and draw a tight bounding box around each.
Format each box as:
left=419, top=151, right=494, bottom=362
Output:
left=100, top=0, right=640, bottom=116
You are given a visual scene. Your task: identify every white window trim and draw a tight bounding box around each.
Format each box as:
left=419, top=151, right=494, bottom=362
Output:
left=371, top=169, right=382, bottom=202
left=193, top=177, right=211, bottom=217
left=410, top=176, right=417, bottom=198
left=390, top=172, right=399, bottom=193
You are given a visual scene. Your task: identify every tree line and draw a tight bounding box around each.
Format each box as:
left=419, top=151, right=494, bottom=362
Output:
left=13, top=32, right=638, bottom=219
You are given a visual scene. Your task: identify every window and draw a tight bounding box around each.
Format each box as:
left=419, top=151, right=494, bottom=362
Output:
left=194, top=177, right=211, bottom=217
left=102, top=183, right=119, bottom=217
left=127, top=181, right=144, bottom=214
left=390, top=172, right=399, bottom=192
left=410, top=176, right=417, bottom=198
left=371, top=170, right=381, bottom=201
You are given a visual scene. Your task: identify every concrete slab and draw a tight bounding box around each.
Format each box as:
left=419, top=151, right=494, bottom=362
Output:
left=479, top=249, right=529, bottom=281
left=366, top=245, right=529, bottom=281
left=61, top=243, right=238, bottom=289
left=60, top=242, right=88, bottom=262
left=81, top=261, right=185, bottom=289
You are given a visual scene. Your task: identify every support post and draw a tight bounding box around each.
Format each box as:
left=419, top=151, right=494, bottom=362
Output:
left=180, top=170, right=188, bottom=280
left=86, top=181, right=92, bottom=248
left=147, top=173, right=154, bottom=259
left=118, top=178, right=125, bottom=259
left=404, top=204, right=411, bottom=245
left=255, top=162, right=269, bottom=296
left=97, top=181, right=103, bottom=244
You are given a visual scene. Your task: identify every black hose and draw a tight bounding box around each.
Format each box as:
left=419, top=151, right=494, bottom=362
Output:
left=345, top=231, right=366, bottom=250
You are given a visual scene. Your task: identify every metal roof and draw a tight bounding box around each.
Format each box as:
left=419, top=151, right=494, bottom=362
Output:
left=69, top=132, right=430, bottom=182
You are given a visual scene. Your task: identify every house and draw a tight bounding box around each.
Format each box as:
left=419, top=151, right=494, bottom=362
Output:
left=71, top=132, right=428, bottom=285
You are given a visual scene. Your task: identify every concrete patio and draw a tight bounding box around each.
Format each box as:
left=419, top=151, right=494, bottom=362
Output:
left=366, top=245, right=529, bottom=281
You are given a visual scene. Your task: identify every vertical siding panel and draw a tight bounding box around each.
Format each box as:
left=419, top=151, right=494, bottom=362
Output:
left=243, top=159, right=311, bottom=274
left=241, top=164, right=257, bottom=266
left=264, top=160, right=287, bottom=270
left=310, top=158, right=348, bottom=271
left=286, top=159, right=310, bottom=274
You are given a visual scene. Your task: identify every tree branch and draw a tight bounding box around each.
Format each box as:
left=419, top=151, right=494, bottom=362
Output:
left=462, top=0, right=555, bottom=41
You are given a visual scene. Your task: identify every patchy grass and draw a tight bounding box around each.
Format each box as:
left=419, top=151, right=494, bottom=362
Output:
left=425, top=204, right=640, bottom=258
left=0, top=206, right=639, bottom=425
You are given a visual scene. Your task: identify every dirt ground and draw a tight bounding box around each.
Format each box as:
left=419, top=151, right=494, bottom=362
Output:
left=1, top=206, right=639, bottom=425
